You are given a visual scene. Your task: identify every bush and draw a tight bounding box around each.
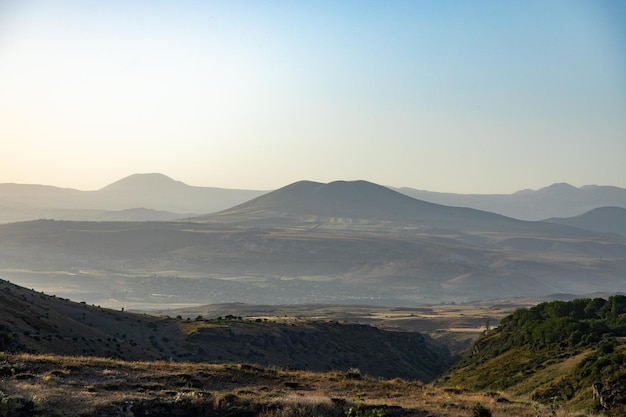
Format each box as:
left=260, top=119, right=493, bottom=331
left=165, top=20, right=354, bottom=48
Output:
left=471, top=402, right=492, bottom=417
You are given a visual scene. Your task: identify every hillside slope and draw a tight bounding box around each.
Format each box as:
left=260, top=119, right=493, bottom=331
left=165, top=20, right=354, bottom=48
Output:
left=0, top=279, right=450, bottom=381
left=0, top=352, right=553, bottom=417
left=438, top=296, right=626, bottom=414
left=546, top=206, right=626, bottom=237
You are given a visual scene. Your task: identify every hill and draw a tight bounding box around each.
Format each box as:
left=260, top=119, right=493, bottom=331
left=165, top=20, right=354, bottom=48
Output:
left=0, top=352, right=553, bottom=417
left=0, top=279, right=451, bottom=381
left=438, top=296, right=626, bottom=415
left=546, top=206, right=626, bottom=237
left=2, top=294, right=623, bottom=417
left=199, top=180, right=591, bottom=235
left=395, top=183, right=626, bottom=221
left=0, top=173, right=266, bottom=223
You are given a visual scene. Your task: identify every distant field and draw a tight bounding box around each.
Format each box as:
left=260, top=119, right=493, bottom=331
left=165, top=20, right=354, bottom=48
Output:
left=1, top=220, right=624, bottom=307
left=152, top=301, right=535, bottom=355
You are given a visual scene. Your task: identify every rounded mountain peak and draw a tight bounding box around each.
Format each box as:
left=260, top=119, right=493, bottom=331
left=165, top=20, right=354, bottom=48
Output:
left=539, top=183, right=578, bottom=193
left=219, top=179, right=429, bottom=220
left=99, top=173, right=187, bottom=192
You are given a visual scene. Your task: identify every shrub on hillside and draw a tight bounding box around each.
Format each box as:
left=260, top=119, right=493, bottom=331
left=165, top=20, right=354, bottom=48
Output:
left=473, top=296, right=626, bottom=358
left=471, top=402, right=492, bottom=417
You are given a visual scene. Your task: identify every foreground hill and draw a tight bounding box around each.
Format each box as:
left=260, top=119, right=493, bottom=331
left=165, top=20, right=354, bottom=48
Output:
left=2, top=293, right=622, bottom=416
left=0, top=279, right=450, bottom=381
left=1, top=352, right=555, bottom=417
left=0, top=173, right=266, bottom=223
left=546, top=206, right=626, bottom=237
left=439, top=295, right=626, bottom=415
left=396, top=183, right=626, bottom=221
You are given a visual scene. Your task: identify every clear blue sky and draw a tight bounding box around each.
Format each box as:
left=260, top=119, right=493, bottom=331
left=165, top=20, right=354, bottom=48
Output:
left=1, top=0, right=624, bottom=193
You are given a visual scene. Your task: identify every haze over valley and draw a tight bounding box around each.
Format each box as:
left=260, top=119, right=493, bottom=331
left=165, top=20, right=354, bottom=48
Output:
left=1, top=174, right=625, bottom=310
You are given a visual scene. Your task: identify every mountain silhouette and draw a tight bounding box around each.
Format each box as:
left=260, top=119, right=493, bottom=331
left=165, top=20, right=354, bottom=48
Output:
left=98, top=173, right=189, bottom=193
left=3, top=174, right=625, bottom=225
left=202, top=180, right=590, bottom=235
left=94, top=173, right=267, bottom=213
left=0, top=173, right=266, bottom=222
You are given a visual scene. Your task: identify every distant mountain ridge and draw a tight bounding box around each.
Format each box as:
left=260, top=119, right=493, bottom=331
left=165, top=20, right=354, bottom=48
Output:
left=93, top=173, right=267, bottom=214
left=394, top=183, right=626, bottom=220
left=0, top=173, right=266, bottom=223
left=99, top=173, right=187, bottom=192
left=2, top=173, right=625, bottom=224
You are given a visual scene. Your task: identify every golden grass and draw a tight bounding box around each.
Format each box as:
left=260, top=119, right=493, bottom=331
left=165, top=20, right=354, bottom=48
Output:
left=0, top=352, right=604, bottom=417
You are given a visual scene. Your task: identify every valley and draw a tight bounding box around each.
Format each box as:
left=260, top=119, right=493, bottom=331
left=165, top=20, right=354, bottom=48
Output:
left=1, top=218, right=624, bottom=308
left=1, top=176, right=625, bottom=416
left=2, top=279, right=626, bottom=416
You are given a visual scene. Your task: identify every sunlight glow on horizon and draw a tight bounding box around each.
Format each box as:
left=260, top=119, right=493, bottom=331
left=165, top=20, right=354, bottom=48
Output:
left=1, top=1, right=625, bottom=193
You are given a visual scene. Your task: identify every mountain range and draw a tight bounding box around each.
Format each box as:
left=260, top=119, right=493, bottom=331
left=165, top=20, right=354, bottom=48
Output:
left=2, top=173, right=626, bottom=224
left=1, top=178, right=624, bottom=306
left=395, top=182, right=626, bottom=220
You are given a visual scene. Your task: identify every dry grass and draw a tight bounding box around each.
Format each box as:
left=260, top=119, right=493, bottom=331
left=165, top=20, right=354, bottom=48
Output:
left=0, top=352, right=604, bottom=417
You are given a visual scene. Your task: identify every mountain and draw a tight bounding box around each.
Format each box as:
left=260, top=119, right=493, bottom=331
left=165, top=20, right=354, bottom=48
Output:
left=0, top=173, right=266, bottom=223
left=0, top=278, right=450, bottom=381
left=3, top=175, right=625, bottom=223
left=91, top=173, right=267, bottom=214
left=545, top=207, right=626, bottom=238
left=99, top=172, right=187, bottom=192
left=200, top=180, right=598, bottom=236
left=395, top=183, right=626, bottom=221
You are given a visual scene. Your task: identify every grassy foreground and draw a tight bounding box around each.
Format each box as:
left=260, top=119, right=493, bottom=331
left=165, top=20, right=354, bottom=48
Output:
left=0, top=352, right=597, bottom=417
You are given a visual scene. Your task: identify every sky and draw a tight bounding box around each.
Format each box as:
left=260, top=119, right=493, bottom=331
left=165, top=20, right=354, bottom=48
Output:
left=0, top=1, right=625, bottom=194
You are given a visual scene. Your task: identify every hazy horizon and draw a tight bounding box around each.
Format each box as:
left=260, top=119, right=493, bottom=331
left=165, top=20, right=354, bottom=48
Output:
left=1, top=1, right=625, bottom=194
left=2, top=171, right=625, bottom=195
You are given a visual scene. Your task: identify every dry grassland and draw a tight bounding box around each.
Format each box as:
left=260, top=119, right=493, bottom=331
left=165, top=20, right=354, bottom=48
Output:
left=0, top=352, right=598, bottom=417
